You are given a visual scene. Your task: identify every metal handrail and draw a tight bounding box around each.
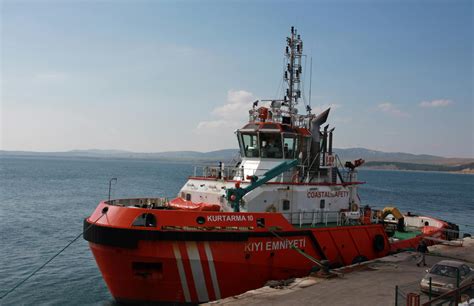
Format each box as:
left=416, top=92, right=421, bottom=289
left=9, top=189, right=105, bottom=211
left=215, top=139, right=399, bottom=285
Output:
left=281, top=210, right=356, bottom=228
left=192, top=164, right=305, bottom=181
left=191, top=164, right=341, bottom=185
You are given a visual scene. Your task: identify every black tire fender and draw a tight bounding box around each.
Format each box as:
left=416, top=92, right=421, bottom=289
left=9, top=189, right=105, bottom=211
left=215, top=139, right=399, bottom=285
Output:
left=373, top=234, right=385, bottom=252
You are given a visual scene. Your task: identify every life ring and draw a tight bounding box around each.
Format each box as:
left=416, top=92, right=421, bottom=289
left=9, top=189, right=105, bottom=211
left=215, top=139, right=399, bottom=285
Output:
left=351, top=203, right=359, bottom=212
left=373, top=234, right=385, bottom=252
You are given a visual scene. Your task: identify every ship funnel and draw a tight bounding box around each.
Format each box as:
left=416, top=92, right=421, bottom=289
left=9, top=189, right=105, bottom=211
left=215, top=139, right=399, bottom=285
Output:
left=312, top=108, right=330, bottom=126
left=310, top=108, right=330, bottom=141
left=322, top=124, right=329, bottom=156
left=309, top=108, right=330, bottom=172
left=328, top=127, right=335, bottom=154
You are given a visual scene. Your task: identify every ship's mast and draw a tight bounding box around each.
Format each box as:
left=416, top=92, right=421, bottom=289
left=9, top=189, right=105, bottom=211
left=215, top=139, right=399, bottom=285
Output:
left=284, top=26, right=303, bottom=124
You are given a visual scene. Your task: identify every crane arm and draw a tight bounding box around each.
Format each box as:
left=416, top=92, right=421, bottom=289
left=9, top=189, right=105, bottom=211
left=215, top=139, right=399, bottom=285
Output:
left=226, top=159, right=298, bottom=212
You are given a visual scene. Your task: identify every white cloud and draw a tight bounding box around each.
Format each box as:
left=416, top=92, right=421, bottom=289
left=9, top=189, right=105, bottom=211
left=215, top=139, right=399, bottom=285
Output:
left=196, top=90, right=256, bottom=133
left=419, top=99, right=453, bottom=108
left=211, top=90, right=256, bottom=118
left=377, top=102, right=409, bottom=117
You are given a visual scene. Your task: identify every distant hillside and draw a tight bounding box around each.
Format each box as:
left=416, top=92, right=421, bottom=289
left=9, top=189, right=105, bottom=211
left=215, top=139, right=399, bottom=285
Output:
left=333, top=148, right=472, bottom=165
left=363, top=161, right=474, bottom=173
left=1, top=148, right=472, bottom=166
left=0, top=148, right=241, bottom=162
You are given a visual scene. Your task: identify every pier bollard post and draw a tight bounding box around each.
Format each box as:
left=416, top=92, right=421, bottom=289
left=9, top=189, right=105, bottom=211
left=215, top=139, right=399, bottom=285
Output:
left=395, top=285, right=398, bottom=306
left=456, top=269, right=460, bottom=288
left=455, top=269, right=461, bottom=304
left=428, top=277, right=432, bottom=301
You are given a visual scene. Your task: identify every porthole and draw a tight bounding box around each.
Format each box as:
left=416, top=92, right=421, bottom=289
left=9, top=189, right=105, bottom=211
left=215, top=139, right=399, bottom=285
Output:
left=196, top=216, right=206, bottom=225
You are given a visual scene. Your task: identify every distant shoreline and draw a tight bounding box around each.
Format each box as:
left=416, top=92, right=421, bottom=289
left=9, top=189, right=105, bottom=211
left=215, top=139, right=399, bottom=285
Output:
left=361, top=160, right=474, bottom=174
left=2, top=153, right=473, bottom=175
left=361, top=167, right=474, bottom=175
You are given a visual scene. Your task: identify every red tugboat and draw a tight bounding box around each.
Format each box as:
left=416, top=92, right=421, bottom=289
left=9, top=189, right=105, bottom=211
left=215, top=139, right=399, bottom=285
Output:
left=84, top=27, right=458, bottom=304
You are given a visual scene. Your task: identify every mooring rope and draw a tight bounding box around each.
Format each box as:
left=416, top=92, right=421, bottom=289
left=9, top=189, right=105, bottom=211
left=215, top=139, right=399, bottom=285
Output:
left=269, top=228, right=320, bottom=266
left=268, top=228, right=344, bottom=277
left=0, top=208, right=108, bottom=300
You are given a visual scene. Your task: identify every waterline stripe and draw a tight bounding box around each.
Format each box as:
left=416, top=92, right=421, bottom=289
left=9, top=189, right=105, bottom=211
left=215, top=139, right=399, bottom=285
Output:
left=172, top=243, right=191, bottom=302
left=185, top=241, right=209, bottom=302
left=204, top=242, right=221, bottom=300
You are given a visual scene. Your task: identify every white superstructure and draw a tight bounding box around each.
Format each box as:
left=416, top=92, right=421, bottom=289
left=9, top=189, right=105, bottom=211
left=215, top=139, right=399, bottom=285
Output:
left=174, top=27, right=365, bottom=225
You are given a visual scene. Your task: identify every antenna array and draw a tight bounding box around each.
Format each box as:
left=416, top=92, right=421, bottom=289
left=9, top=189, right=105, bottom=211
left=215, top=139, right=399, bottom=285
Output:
left=284, top=26, right=304, bottom=116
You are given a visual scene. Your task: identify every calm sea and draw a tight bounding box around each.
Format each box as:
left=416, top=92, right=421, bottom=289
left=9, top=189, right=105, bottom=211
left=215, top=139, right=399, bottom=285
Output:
left=1, top=156, right=473, bottom=305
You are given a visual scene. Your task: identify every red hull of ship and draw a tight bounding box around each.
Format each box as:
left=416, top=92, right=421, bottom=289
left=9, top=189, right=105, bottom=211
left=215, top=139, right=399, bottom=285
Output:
left=83, top=202, right=410, bottom=304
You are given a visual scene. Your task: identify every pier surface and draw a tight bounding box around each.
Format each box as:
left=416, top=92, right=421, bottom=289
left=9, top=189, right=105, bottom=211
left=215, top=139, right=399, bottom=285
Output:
left=206, top=238, right=474, bottom=306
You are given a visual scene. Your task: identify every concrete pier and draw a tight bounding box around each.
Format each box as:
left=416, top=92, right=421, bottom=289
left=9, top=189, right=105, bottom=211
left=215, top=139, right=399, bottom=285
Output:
left=205, top=238, right=474, bottom=306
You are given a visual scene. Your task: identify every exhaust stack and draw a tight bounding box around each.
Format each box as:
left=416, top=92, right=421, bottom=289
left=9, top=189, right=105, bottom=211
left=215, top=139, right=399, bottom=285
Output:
left=328, top=128, right=335, bottom=154
left=309, top=108, right=330, bottom=171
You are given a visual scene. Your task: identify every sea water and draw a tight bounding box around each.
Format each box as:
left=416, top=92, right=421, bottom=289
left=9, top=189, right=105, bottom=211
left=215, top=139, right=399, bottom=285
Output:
left=0, top=156, right=473, bottom=305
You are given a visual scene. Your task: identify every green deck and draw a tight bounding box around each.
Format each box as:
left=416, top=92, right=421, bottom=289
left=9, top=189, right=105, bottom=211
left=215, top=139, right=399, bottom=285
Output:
left=393, top=230, right=421, bottom=240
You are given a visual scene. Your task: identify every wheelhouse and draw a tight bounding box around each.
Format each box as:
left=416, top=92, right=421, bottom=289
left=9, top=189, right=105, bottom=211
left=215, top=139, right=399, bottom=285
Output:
left=237, top=122, right=311, bottom=160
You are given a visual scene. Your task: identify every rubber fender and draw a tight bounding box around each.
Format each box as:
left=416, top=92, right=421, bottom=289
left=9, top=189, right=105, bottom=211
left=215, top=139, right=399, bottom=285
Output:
left=373, top=234, right=385, bottom=252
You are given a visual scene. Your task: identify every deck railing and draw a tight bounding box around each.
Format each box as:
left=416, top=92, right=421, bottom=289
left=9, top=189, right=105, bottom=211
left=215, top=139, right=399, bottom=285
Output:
left=280, top=210, right=363, bottom=228
left=191, top=165, right=347, bottom=184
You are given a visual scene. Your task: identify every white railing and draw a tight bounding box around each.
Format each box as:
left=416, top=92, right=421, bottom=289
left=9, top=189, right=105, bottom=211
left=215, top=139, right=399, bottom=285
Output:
left=281, top=210, right=363, bottom=228
left=193, top=165, right=240, bottom=179
left=192, top=165, right=310, bottom=183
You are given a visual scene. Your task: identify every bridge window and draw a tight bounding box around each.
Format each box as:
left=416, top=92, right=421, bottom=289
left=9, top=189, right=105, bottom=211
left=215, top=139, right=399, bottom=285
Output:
left=260, top=133, right=283, bottom=158
left=240, top=133, right=259, bottom=157
left=283, top=136, right=297, bottom=159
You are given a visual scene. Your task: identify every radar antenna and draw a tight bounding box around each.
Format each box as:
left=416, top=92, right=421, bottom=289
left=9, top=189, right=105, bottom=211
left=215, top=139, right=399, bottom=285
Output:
left=284, top=26, right=303, bottom=124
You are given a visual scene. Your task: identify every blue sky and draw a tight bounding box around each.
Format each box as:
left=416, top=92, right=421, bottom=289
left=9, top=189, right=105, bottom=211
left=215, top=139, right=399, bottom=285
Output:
left=1, top=0, right=472, bottom=157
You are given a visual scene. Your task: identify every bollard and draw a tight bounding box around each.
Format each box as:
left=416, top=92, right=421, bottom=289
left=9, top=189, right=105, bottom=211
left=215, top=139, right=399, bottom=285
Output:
left=456, top=268, right=460, bottom=288
left=429, top=277, right=432, bottom=301
left=455, top=268, right=461, bottom=304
